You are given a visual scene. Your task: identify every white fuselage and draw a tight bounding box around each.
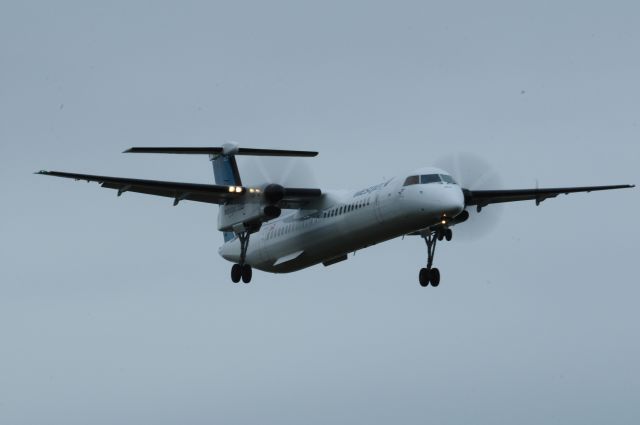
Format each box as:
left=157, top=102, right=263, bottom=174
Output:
left=219, top=168, right=465, bottom=273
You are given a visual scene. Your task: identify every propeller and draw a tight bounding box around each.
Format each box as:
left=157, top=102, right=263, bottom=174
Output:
left=239, top=155, right=319, bottom=188
left=435, top=153, right=503, bottom=240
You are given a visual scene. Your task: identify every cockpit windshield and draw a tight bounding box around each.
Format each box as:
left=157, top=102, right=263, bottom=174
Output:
left=441, top=174, right=457, bottom=184
left=421, top=174, right=441, bottom=184
left=403, top=174, right=457, bottom=186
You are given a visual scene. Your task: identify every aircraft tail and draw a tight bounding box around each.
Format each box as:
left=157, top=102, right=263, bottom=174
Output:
left=211, top=152, right=241, bottom=242
left=125, top=143, right=318, bottom=242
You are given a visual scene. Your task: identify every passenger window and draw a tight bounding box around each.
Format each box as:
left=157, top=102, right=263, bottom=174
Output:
left=403, top=175, right=419, bottom=186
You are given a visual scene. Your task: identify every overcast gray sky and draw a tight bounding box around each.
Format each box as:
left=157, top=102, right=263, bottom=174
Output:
left=1, top=1, right=639, bottom=424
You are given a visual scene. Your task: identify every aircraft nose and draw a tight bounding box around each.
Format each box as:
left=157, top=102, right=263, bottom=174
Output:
left=439, top=186, right=465, bottom=218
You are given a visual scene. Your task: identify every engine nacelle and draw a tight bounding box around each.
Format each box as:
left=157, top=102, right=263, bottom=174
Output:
left=217, top=187, right=282, bottom=233
left=264, top=184, right=285, bottom=204
left=263, top=205, right=282, bottom=220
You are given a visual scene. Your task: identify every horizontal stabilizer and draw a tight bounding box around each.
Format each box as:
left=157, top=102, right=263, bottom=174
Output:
left=124, top=147, right=318, bottom=157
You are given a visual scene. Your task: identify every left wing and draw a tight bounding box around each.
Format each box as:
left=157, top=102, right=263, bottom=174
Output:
left=464, top=184, right=634, bottom=210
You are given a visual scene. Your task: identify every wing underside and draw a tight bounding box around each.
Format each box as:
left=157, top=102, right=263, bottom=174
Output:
left=464, top=184, right=634, bottom=209
left=36, top=171, right=322, bottom=207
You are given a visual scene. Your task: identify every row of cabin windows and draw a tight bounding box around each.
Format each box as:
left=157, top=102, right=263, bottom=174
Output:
left=266, top=197, right=372, bottom=240
left=322, top=197, right=371, bottom=218
left=268, top=221, right=310, bottom=239
left=403, top=174, right=457, bottom=186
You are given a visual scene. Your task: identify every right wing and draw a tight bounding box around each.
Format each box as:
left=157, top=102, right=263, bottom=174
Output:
left=37, top=170, right=244, bottom=205
left=36, top=170, right=323, bottom=207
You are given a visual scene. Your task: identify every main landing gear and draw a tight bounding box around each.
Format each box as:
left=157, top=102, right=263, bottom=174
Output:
left=231, top=263, right=252, bottom=284
left=230, top=231, right=253, bottom=284
left=419, top=227, right=452, bottom=287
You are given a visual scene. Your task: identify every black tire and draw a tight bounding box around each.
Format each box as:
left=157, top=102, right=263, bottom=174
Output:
left=430, top=268, right=441, bottom=287
left=231, top=264, right=242, bottom=283
left=445, top=229, right=453, bottom=241
left=419, top=268, right=430, bottom=287
left=437, top=229, right=444, bottom=241
left=241, top=264, right=252, bottom=284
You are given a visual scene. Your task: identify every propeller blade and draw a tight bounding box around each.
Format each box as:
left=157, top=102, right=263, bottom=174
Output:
left=239, top=156, right=319, bottom=189
left=435, top=153, right=503, bottom=240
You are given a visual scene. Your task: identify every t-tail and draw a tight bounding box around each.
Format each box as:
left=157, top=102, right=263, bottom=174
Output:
left=125, top=142, right=318, bottom=242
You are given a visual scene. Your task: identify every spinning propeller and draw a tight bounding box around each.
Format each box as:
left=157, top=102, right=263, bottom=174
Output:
left=240, top=155, right=319, bottom=188
left=435, top=153, right=504, bottom=240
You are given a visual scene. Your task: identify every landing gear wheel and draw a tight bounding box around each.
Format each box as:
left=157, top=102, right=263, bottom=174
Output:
left=231, top=264, right=242, bottom=283
left=420, top=229, right=445, bottom=288
left=241, top=264, right=252, bottom=284
left=419, top=268, right=430, bottom=287
left=231, top=230, right=254, bottom=284
left=430, top=268, right=441, bottom=287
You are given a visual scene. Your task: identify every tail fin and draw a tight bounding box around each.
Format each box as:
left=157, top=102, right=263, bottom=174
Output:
left=211, top=148, right=242, bottom=242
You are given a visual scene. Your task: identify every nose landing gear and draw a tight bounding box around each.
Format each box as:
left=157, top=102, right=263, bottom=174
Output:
left=419, top=228, right=449, bottom=287
left=230, top=231, right=253, bottom=284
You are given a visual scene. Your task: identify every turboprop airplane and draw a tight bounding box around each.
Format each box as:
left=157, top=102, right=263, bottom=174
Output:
left=37, top=144, right=634, bottom=287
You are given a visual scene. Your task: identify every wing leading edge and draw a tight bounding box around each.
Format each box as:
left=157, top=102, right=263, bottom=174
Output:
left=36, top=170, right=322, bottom=207
left=464, top=184, right=635, bottom=210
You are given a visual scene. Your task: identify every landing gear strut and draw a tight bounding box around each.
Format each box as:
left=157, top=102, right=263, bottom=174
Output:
left=419, top=228, right=450, bottom=287
left=230, top=231, right=253, bottom=284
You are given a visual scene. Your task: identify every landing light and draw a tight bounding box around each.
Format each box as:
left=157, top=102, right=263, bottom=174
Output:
left=441, top=219, right=447, bottom=225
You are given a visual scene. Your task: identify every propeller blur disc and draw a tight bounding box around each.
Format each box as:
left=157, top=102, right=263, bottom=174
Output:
left=435, top=153, right=503, bottom=241
left=239, top=156, right=319, bottom=188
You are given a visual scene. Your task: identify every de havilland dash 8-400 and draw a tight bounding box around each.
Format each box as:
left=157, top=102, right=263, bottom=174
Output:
left=37, top=144, right=634, bottom=287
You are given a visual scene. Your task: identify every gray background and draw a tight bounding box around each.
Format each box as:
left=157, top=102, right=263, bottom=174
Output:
left=1, top=1, right=638, bottom=424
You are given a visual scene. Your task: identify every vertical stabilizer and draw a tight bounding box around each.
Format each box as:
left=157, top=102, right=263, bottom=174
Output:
left=211, top=143, right=243, bottom=242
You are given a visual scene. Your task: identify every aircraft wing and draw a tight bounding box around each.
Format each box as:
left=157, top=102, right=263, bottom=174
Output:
left=37, top=170, right=323, bottom=207
left=277, top=191, right=324, bottom=209
left=464, top=184, right=634, bottom=209
left=36, top=170, right=248, bottom=205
